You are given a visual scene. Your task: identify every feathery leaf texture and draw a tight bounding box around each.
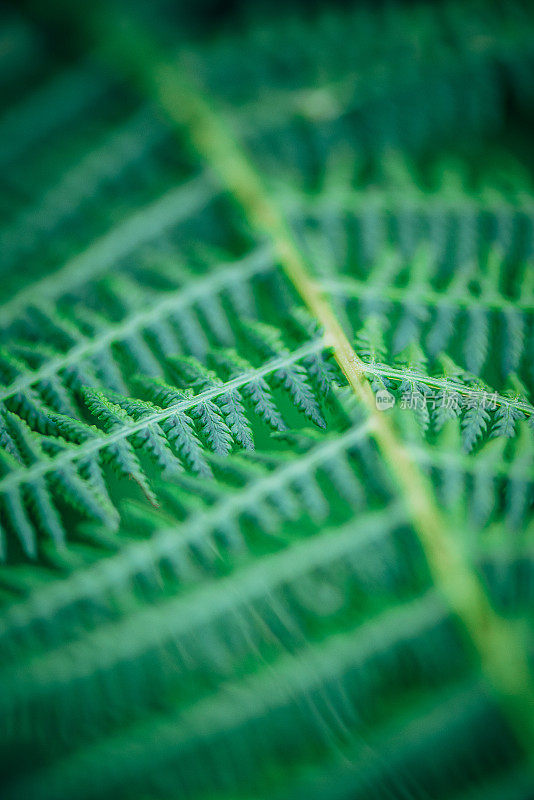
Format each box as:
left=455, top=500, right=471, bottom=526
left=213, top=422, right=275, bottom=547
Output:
left=0, top=311, right=329, bottom=556
left=0, top=1, right=534, bottom=799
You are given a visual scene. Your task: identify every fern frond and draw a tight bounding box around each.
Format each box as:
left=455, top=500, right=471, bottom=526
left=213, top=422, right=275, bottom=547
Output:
left=0, top=331, right=330, bottom=555
left=2, top=1, right=534, bottom=798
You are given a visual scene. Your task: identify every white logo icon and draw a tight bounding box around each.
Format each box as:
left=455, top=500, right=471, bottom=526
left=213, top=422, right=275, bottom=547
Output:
left=375, top=390, right=395, bottom=411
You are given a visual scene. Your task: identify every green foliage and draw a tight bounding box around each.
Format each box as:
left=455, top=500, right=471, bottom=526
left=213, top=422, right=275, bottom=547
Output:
left=0, top=1, right=533, bottom=799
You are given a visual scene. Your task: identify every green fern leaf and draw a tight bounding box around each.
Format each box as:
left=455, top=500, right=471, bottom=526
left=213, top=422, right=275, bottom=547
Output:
left=0, top=2, right=534, bottom=799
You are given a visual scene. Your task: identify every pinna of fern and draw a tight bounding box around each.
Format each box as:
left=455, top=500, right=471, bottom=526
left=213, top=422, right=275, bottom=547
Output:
left=0, top=310, right=333, bottom=558
left=300, top=225, right=534, bottom=396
